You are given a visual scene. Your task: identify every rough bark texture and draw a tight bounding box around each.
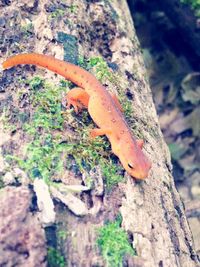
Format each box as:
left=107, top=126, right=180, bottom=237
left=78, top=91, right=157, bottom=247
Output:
left=0, top=186, right=47, bottom=266
left=0, top=0, right=199, bottom=267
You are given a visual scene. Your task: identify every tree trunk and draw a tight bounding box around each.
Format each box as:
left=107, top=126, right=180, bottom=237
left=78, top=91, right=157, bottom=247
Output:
left=0, top=0, right=199, bottom=267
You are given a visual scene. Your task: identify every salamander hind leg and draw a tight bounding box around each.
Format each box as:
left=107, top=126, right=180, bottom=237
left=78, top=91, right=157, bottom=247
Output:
left=66, top=87, right=90, bottom=113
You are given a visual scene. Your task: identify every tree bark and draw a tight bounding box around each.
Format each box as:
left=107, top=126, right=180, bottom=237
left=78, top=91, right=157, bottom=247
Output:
left=0, top=0, right=199, bottom=267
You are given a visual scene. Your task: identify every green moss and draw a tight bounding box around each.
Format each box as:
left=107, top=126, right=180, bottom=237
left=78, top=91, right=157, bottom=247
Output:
left=45, top=224, right=68, bottom=267
left=5, top=78, right=66, bottom=183
left=6, top=135, right=67, bottom=183
left=21, top=22, right=34, bottom=37
left=47, top=247, right=66, bottom=267
left=61, top=133, right=124, bottom=190
left=59, top=79, right=72, bottom=89
left=28, top=76, right=44, bottom=90
left=1, top=105, right=30, bottom=133
left=88, top=57, right=114, bottom=82
left=180, top=0, right=200, bottom=16
left=69, top=4, right=78, bottom=13
left=97, top=215, right=135, bottom=267
left=100, top=160, right=124, bottom=191
left=4, top=76, right=124, bottom=189
left=0, top=176, right=4, bottom=189
left=0, top=108, right=17, bottom=132
left=50, top=8, right=65, bottom=19
left=57, top=230, right=68, bottom=240
left=48, top=4, right=77, bottom=20
left=77, top=56, right=89, bottom=70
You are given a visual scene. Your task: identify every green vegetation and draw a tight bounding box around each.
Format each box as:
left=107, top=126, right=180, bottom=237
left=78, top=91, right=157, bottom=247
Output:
left=28, top=75, right=44, bottom=90
left=100, top=160, right=124, bottom=191
left=49, top=4, right=78, bottom=19
left=88, top=57, right=114, bottom=81
left=47, top=247, right=66, bottom=267
left=0, top=176, right=4, bottom=189
left=21, top=22, right=34, bottom=37
left=97, top=215, right=135, bottom=267
left=57, top=133, right=124, bottom=190
left=57, top=230, right=68, bottom=240
left=50, top=8, right=65, bottom=19
left=69, top=4, right=78, bottom=13
left=0, top=108, right=17, bottom=132
left=4, top=75, right=124, bottom=189
left=180, top=0, right=200, bottom=16
left=5, top=77, right=66, bottom=183
left=46, top=225, right=68, bottom=267
left=6, top=135, right=66, bottom=183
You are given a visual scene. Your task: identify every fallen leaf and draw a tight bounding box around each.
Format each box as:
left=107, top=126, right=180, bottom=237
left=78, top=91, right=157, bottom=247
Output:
left=181, top=72, right=200, bottom=105
left=168, top=142, right=188, bottom=160
left=169, top=113, right=189, bottom=134
left=186, top=108, right=200, bottom=137
left=159, top=108, right=179, bottom=129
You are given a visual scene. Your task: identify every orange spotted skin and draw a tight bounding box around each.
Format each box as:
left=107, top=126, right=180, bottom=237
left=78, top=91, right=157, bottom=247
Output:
left=2, top=53, right=151, bottom=179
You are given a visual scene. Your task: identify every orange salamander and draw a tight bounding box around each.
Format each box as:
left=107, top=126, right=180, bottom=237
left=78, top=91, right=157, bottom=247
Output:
left=2, top=53, right=151, bottom=179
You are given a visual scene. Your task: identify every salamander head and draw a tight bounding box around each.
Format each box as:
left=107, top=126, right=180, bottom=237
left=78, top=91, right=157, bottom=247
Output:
left=117, top=138, right=151, bottom=179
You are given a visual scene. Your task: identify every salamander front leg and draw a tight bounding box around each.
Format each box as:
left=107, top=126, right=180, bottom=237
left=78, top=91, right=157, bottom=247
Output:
left=137, top=139, right=144, bottom=148
left=66, top=87, right=90, bottom=113
left=89, top=128, right=112, bottom=139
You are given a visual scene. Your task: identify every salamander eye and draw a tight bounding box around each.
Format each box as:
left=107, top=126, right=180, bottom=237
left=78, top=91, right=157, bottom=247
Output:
left=128, top=163, right=134, bottom=169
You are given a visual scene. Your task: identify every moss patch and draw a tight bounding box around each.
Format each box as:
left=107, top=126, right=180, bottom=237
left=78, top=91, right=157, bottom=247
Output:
left=5, top=77, right=66, bottom=183
left=45, top=224, right=68, bottom=267
left=97, top=215, right=135, bottom=267
left=47, top=247, right=66, bottom=267
left=0, top=176, right=4, bottom=189
left=4, top=75, right=124, bottom=189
